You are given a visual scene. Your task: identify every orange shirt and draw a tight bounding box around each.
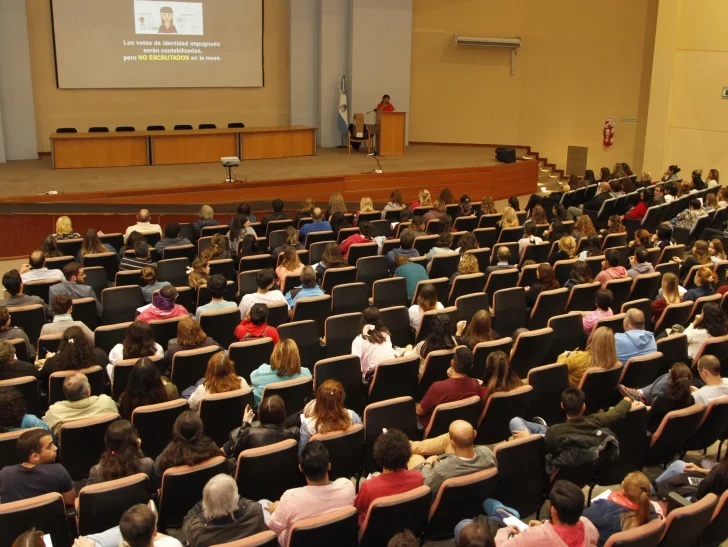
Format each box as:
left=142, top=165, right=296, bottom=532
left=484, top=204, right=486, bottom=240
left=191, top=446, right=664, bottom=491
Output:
left=376, top=103, right=395, bottom=112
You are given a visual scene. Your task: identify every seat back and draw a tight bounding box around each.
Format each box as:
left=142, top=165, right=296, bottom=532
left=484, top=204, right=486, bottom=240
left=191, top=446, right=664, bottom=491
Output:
left=454, top=292, right=489, bottom=324
left=628, top=273, right=661, bottom=302
left=288, top=506, right=359, bottom=547
left=484, top=269, right=519, bottom=301
left=77, top=473, right=151, bottom=535
left=131, top=399, right=188, bottom=460
left=622, top=298, right=653, bottom=330
left=359, top=485, right=432, bottom=547
left=448, top=273, right=486, bottom=306
left=603, top=519, right=665, bottom=547
left=331, top=282, right=368, bottom=315
left=492, top=434, right=547, bottom=518
left=497, top=226, right=523, bottom=244
left=59, top=413, right=119, bottom=479
left=93, top=322, right=132, bottom=357
left=658, top=494, right=718, bottom=547
left=594, top=312, right=627, bottom=334
left=199, top=308, right=240, bottom=349
left=698, top=488, right=728, bottom=547
left=310, top=425, right=365, bottom=481
left=654, top=301, right=693, bottom=336
left=471, top=338, right=513, bottom=381
left=101, top=286, right=145, bottom=325
left=553, top=259, right=579, bottom=287
left=235, top=439, right=304, bottom=502
left=417, top=349, right=455, bottom=399
left=157, top=258, right=190, bottom=287
left=83, top=252, right=119, bottom=282
left=159, top=456, right=228, bottom=529
left=605, top=277, right=634, bottom=314
left=492, top=287, right=527, bottom=337
left=648, top=404, right=706, bottom=465
left=277, top=320, right=320, bottom=371
left=347, top=242, right=379, bottom=265
left=529, top=289, right=568, bottom=330
left=228, top=338, right=274, bottom=384
left=527, top=363, right=569, bottom=425
left=655, top=334, right=689, bottom=378
left=378, top=305, right=411, bottom=348
left=49, top=365, right=104, bottom=405
left=261, top=376, right=313, bottom=414
left=476, top=385, right=533, bottom=444
left=465, top=247, right=492, bottom=274
left=429, top=252, right=461, bottom=279
left=199, top=388, right=254, bottom=446
left=658, top=245, right=685, bottom=264
left=579, top=365, right=624, bottom=415
left=597, top=406, right=649, bottom=486
left=6, top=305, right=45, bottom=347
left=564, top=282, right=601, bottom=313
left=371, top=277, right=408, bottom=309
left=367, top=354, right=419, bottom=404
left=171, top=345, right=221, bottom=393
left=22, top=279, right=61, bottom=305
left=314, top=354, right=364, bottom=414
left=545, top=312, right=585, bottom=363
left=0, top=493, right=71, bottom=547
left=415, top=305, right=458, bottom=343
left=424, top=395, right=482, bottom=440
left=620, top=352, right=663, bottom=388
left=291, top=295, right=332, bottom=335
left=0, top=377, right=41, bottom=417
left=510, top=328, right=553, bottom=378
left=7, top=338, right=30, bottom=363
left=687, top=396, right=728, bottom=451
left=355, top=255, right=389, bottom=292
left=321, top=266, right=356, bottom=294
left=149, top=317, right=183, bottom=352
left=693, top=333, right=728, bottom=376
left=363, top=396, right=419, bottom=473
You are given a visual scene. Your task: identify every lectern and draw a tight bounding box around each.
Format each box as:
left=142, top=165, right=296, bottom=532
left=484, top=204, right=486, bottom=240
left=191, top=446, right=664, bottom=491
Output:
left=375, top=111, right=406, bottom=155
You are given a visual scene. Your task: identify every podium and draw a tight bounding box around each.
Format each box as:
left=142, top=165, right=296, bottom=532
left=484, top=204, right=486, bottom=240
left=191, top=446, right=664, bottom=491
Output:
left=375, top=111, right=406, bottom=155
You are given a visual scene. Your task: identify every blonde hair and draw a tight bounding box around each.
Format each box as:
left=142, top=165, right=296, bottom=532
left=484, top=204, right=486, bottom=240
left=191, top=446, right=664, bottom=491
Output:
left=641, top=171, right=653, bottom=182
left=458, top=253, right=479, bottom=274
left=328, top=193, right=348, bottom=215
left=55, top=216, right=74, bottom=236
left=620, top=471, right=652, bottom=531
left=558, top=236, right=577, bottom=258
left=662, top=273, right=681, bottom=305
left=500, top=207, right=519, bottom=228
left=299, top=198, right=314, bottom=213
left=359, top=197, right=374, bottom=213
left=418, top=189, right=432, bottom=207
left=575, top=215, right=596, bottom=237
left=199, top=205, right=214, bottom=220
left=480, top=196, right=497, bottom=215
left=705, top=193, right=718, bottom=209
left=695, top=266, right=716, bottom=286
left=587, top=327, right=619, bottom=370
left=270, top=338, right=302, bottom=377
left=710, top=238, right=727, bottom=261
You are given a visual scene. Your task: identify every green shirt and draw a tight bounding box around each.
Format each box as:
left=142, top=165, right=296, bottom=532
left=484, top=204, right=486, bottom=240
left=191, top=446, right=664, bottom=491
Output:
left=544, top=399, right=631, bottom=454
left=395, top=262, right=430, bottom=300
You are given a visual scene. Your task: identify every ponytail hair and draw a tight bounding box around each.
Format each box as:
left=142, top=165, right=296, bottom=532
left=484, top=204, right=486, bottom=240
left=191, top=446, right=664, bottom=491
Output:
left=620, top=471, right=652, bottom=531
left=667, top=362, right=693, bottom=406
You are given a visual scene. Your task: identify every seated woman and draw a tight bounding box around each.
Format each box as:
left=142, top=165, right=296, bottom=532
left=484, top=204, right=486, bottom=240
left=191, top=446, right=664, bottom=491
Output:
left=455, top=310, right=498, bottom=349
left=140, top=266, right=171, bottom=304
left=654, top=223, right=676, bottom=250
left=295, top=198, right=315, bottom=224
left=314, top=242, right=349, bottom=282
left=410, top=189, right=432, bottom=212
left=573, top=215, right=597, bottom=241
left=340, top=221, right=375, bottom=260
left=682, top=265, right=716, bottom=303
left=408, top=283, right=444, bottom=331
left=237, top=234, right=264, bottom=260
left=271, top=227, right=304, bottom=261
left=449, top=253, right=479, bottom=288
left=645, top=363, right=694, bottom=434
left=651, top=273, right=683, bottom=323
left=578, top=234, right=602, bottom=260
left=87, top=420, right=153, bottom=485
left=406, top=313, right=457, bottom=374
left=152, top=411, right=223, bottom=488
left=709, top=238, right=727, bottom=264
left=299, top=379, right=362, bottom=453
left=524, top=204, right=547, bottom=227
left=628, top=229, right=653, bottom=257
left=275, top=246, right=305, bottom=289
left=117, top=357, right=178, bottom=420
left=0, top=386, right=50, bottom=435
left=423, top=199, right=446, bottom=223
left=53, top=215, right=81, bottom=240
left=222, top=396, right=299, bottom=461
left=601, top=215, right=625, bottom=238
left=77, top=229, right=116, bottom=263
left=654, top=457, right=728, bottom=502
left=250, top=338, right=311, bottom=405
left=483, top=351, right=522, bottom=400
left=525, top=263, right=560, bottom=309
left=201, top=233, right=232, bottom=261
left=37, top=326, right=109, bottom=385
left=456, top=232, right=479, bottom=255
left=425, top=232, right=455, bottom=270
left=187, top=351, right=249, bottom=410
left=188, top=258, right=210, bottom=290
left=381, top=189, right=405, bottom=219
left=495, top=207, right=519, bottom=239
left=0, top=341, right=36, bottom=382
left=559, top=326, right=620, bottom=386
left=671, top=198, right=706, bottom=231
left=582, top=289, right=614, bottom=334
left=41, top=236, right=62, bottom=258
left=109, top=321, right=164, bottom=378
left=0, top=307, right=33, bottom=360
left=228, top=214, right=256, bottom=255
left=683, top=302, right=728, bottom=359
left=549, top=235, right=577, bottom=266
left=193, top=204, right=220, bottom=238
left=165, top=317, right=220, bottom=370
left=137, top=285, right=189, bottom=323
left=563, top=261, right=593, bottom=292
left=582, top=471, right=661, bottom=547
left=351, top=307, right=394, bottom=380
left=623, top=187, right=654, bottom=221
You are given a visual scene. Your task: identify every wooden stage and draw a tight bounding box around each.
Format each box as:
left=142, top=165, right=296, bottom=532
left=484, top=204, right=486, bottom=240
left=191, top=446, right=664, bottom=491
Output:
left=0, top=144, right=539, bottom=259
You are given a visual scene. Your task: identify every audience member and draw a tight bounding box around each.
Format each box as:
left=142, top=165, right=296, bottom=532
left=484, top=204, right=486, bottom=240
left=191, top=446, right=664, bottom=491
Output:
left=408, top=283, right=444, bottom=331
left=407, top=313, right=457, bottom=373
left=651, top=272, right=682, bottom=322
left=582, top=289, right=613, bottom=333
left=564, top=261, right=593, bottom=293
left=235, top=302, right=280, bottom=343
left=454, top=517, right=495, bottom=547
left=83, top=503, right=182, bottom=547
left=201, top=233, right=232, bottom=261
left=183, top=474, right=266, bottom=547
left=118, top=357, right=177, bottom=420
left=330, top=212, right=351, bottom=241
left=238, top=269, right=288, bottom=319
left=327, top=192, right=348, bottom=217
left=624, top=188, right=654, bottom=221
left=388, top=530, right=421, bottom=547
left=233, top=203, right=258, bottom=224
left=275, top=246, right=304, bottom=288
left=265, top=441, right=355, bottom=545
left=683, top=302, right=728, bottom=359
left=193, top=205, right=220, bottom=237
left=285, top=265, right=325, bottom=309
left=525, top=263, right=560, bottom=308
left=595, top=249, right=627, bottom=288
left=53, top=216, right=81, bottom=240
left=295, top=198, right=315, bottom=223
left=154, top=223, right=191, bottom=253
left=42, top=372, right=118, bottom=438
left=518, top=223, right=543, bottom=257
left=386, top=230, right=419, bottom=272
left=484, top=246, right=515, bottom=279
left=351, top=307, right=395, bottom=380
left=37, top=326, right=109, bottom=385
left=406, top=215, right=428, bottom=239
left=628, top=229, right=652, bottom=256
left=709, top=238, right=727, bottom=264
left=671, top=198, right=706, bottom=230
left=165, top=318, right=220, bottom=370
left=423, top=200, right=446, bottom=222
left=416, top=347, right=481, bottom=427
left=261, top=199, right=290, bottom=227
left=0, top=429, right=75, bottom=504
left=455, top=310, right=498, bottom=349
left=558, top=326, right=620, bottom=386
left=0, top=270, right=47, bottom=317
left=19, top=251, right=64, bottom=283
left=643, top=363, right=695, bottom=434
left=683, top=265, right=716, bottom=303
left=410, top=189, right=432, bottom=212
left=450, top=253, right=479, bottom=287
left=549, top=236, right=577, bottom=265
left=188, top=351, right=249, bottom=410
left=426, top=232, right=454, bottom=267
left=250, top=338, right=311, bottom=405
left=627, top=246, right=654, bottom=279
left=137, top=286, right=189, bottom=323
left=228, top=215, right=256, bottom=255
left=395, top=255, right=429, bottom=301
left=654, top=457, right=728, bottom=502
left=314, top=242, right=349, bottom=282
left=195, top=274, right=237, bottom=320
left=381, top=190, right=406, bottom=219
left=573, top=215, right=597, bottom=240
left=120, top=241, right=155, bottom=271
left=40, top=295, right=94, bottom=343
left=482, top=351, right=522, bottom=400
left=672, top=240, right=711, bottom=280
left=340, top=221, right=374, bottom=259
left=0, top=387, right=49, bottom=433
left=356, top=197, right=376, bottom=221
left=298, top=207, right=331, bottom=241
left=39, top=237, right=60, bottom=258
left=124, top=209, right=163, bottom=242
left=0, top=340, right=38, bottom=381
left=87, top=420, right=153, bottom=485
left=614, top=309, right=656, bottom=363
left=109, top=321, right=164, bottom=372
left=0, top=306, right=33, bottom=357
left=271, top=227, right=304, bottom=261
left=187, top=257, right=210, bottom=290
left=299, top=379, right=362, bottom=451
left=48, top=263, right=101, bottom=317
left=76, top=229, right=116, bottom=263
left=223, top=397, right=299, bottom=460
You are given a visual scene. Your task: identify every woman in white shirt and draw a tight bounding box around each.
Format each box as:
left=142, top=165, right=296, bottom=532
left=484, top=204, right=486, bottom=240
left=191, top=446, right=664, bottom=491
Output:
left=299, top=379, right=362, bottom=453
left=108, top=321, right=164, bottom=382
left=408, top=283, right=444, bottom=331
left=351, top=307, right=395, bottom=380
left=684, top=303, right=728, bottom=359
left=188, top=350, right=249, bottom=410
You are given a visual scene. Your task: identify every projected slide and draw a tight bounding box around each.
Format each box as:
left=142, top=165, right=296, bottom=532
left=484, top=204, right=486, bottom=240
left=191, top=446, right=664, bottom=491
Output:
left=51, top=0, right=263, bottom=89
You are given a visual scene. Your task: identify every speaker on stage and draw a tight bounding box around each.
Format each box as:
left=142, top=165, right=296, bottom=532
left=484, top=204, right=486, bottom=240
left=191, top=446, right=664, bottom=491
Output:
left=496, top=147, right=516, bottom=164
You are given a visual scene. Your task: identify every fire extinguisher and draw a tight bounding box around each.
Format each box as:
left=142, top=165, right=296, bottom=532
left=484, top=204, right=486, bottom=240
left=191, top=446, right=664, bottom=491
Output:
left=603, top=118, right=615, bottom=147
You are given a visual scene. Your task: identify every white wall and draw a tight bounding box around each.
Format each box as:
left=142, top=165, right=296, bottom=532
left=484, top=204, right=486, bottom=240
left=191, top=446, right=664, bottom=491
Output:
left=349, top=0, right=412, bottom=142
left=319, top=0, right=351, bottom=147
left=290, top=0, right=320, bottom=133
left=0, top=0, right=38, bottom=160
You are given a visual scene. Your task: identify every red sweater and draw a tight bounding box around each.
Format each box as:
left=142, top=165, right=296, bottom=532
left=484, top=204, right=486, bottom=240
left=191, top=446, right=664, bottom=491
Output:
left=354, top=470, right=423, bottom=525
left=624, top=201, right=647, bottom=220
left=234, top=319, right=280, bottom=344
left=340, top=234, right=373, bottom=259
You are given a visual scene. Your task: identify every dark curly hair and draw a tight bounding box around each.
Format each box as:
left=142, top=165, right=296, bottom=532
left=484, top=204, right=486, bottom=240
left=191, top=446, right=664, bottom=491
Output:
left=699, top=303, right=728, bottom=338
left=56, top=326, right=95, bottom=371
left=157, top=411, right=220, bottom=473
left=122, top=322, right=158, bottom=360
left=0, top=387, right=27, bottom=431
left=373, top=428, right=411, bottom=471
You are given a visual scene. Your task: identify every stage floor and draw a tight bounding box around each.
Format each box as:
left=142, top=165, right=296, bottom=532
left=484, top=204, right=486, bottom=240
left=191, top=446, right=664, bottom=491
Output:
left=0, top=144, right=530, bottom=198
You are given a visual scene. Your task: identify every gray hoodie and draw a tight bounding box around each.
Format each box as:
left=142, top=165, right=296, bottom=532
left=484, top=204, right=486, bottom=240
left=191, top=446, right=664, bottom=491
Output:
left=627, top=261, right=654, bottom=279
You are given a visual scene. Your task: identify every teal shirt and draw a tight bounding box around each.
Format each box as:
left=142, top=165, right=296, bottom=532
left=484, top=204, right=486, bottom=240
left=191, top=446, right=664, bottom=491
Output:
left=395, top=261, right=430, bottom=300
left=249, top=363, right=312, bottom=405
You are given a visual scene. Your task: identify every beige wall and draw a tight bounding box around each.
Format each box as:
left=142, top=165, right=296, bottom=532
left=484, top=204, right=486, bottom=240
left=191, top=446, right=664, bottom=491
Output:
left=409, top=0, right=658, bottom=173
left=26, top=0, right=291, bottom=153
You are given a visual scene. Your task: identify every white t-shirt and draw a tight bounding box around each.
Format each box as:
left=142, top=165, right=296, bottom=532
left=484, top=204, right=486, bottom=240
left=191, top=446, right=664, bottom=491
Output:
left=107, top=343, right=164, bottom=382
left=188, top=376, right=250, bottom=410
left=238, top=290, right=288, bottom=319
left=693, top=379, right=728, bottom=406
left=408, top=303, right=445, bottom=331
left=351, top=325, right=395, bottom=379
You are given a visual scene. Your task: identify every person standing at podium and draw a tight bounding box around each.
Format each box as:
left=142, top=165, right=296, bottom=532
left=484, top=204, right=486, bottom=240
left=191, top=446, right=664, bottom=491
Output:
left=375, top=95, right=395, bottom=112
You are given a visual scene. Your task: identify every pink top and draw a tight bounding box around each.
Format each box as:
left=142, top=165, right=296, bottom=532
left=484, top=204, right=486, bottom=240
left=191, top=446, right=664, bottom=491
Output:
left=494, top=517, right=599, bottom=547
left=275, top=263, right=304, bottom=288
left=594, top=266, right=627, bottom=289
left=266, top=478, right=355, bottom=546
left=136, top=304, right=189, bottom=323
left=583, top=308, right=613, bottom=333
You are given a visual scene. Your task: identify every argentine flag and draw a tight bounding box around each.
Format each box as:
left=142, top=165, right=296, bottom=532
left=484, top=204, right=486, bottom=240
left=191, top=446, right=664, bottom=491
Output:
left=338, top=75, right=348, bottom=134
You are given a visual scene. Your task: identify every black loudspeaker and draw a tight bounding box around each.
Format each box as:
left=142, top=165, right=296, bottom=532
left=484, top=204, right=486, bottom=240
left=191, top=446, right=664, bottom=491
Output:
left=496, top=147, right=516, bottom=164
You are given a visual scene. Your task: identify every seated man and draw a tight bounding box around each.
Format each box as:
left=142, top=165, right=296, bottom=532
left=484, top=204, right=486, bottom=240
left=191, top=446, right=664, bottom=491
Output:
left=0, top=269, right=47, bottom=312
left=261, top=199, right=290, bottom=228
left=265, top=441, right=355, bottom=546
left=355, top=429, right=424, bottom=525
left=154, top=223, right=191, bottom=254
left=614, top=309, right=656, bottom=364
left=510, top=387, right=637, bottom=456
left=621, top=354, right=728, bottom=406
left=183, top=474, right=265, bottom=547
left=48, top=263, right=101, bottom=318
left=82, top=503, right=182, bottom=547
left=0, top=429, right=75, bottom=504
left=234, top=303, right=280, bottom=344
left=416, top=347, right=482, bottom=427
left=594, top=248, right=627, bottom=288
left=405, top=215, right=428, bottom=239
left=298, top=207, right=331, bottom=242
left=627, top=246, right=654, bottom=279
left=123, top=209, right=163, bottom=243
left=386, top=230, right=420, bottom=272
left=409, top=420, right=495, bottom=500
left=42, top=372, right=118, bottom=439
left=19, top=251, right=65, bottom=283
left=39, top=295, right=94, bottom=344
left=120, top=241, right=155, bottom=271
left=195, top=274, right=237, bottom=320
left=285, top=266, right=325, bottom=310
left=493, top=480, right=599, bottom=546
left=238, top=269, right=288, bottom=319
left=484, top=246, right=515, bottom=279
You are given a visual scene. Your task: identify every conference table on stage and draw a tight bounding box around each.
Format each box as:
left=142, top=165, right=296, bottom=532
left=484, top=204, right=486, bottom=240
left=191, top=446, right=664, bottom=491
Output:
left=49, top=125, right=318, bottom=169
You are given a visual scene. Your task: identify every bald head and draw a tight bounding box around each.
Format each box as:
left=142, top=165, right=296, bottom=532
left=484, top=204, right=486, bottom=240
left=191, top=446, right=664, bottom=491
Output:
left=138, top=209, right=151, bottom=222
left=598, top=181, right=610, bottom=194
left=449, top=420, right=476, bottom=449
left=311, top=207, right=323, bottom=221
left=62, top=373, right=90, bottom=402
left=624, top=308, right=645, bottom=331
left=29, top=250, right=45, bottom=270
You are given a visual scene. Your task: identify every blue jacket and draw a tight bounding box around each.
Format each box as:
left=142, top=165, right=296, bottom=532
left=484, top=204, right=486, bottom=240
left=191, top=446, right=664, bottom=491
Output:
left=583, top=498, right=659, bottom=547
left=299, top=221, right=332, bottom=241
left=250, top=364, right=312, bottom=405
left=682, top=284, right=714, bottom=304
left=285, top=285, right=325, bottom=308
left=614, top=330, right=657, bottom=364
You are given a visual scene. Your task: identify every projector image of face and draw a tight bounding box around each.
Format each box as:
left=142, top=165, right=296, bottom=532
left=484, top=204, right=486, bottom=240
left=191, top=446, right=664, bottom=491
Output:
left=159, top=6, right=177, bottom=34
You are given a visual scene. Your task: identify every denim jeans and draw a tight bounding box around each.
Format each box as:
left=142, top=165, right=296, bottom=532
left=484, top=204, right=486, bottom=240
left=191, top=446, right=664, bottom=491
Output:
left=509, top=417, right=548, bottom=435
left=652, top=460, right=686, bottom=495
left=641, top=373, right=670, bottom=405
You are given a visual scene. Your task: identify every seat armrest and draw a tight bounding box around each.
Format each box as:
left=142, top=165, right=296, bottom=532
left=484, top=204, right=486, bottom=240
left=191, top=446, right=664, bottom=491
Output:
left=666, top=491, right=691, bottom=514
